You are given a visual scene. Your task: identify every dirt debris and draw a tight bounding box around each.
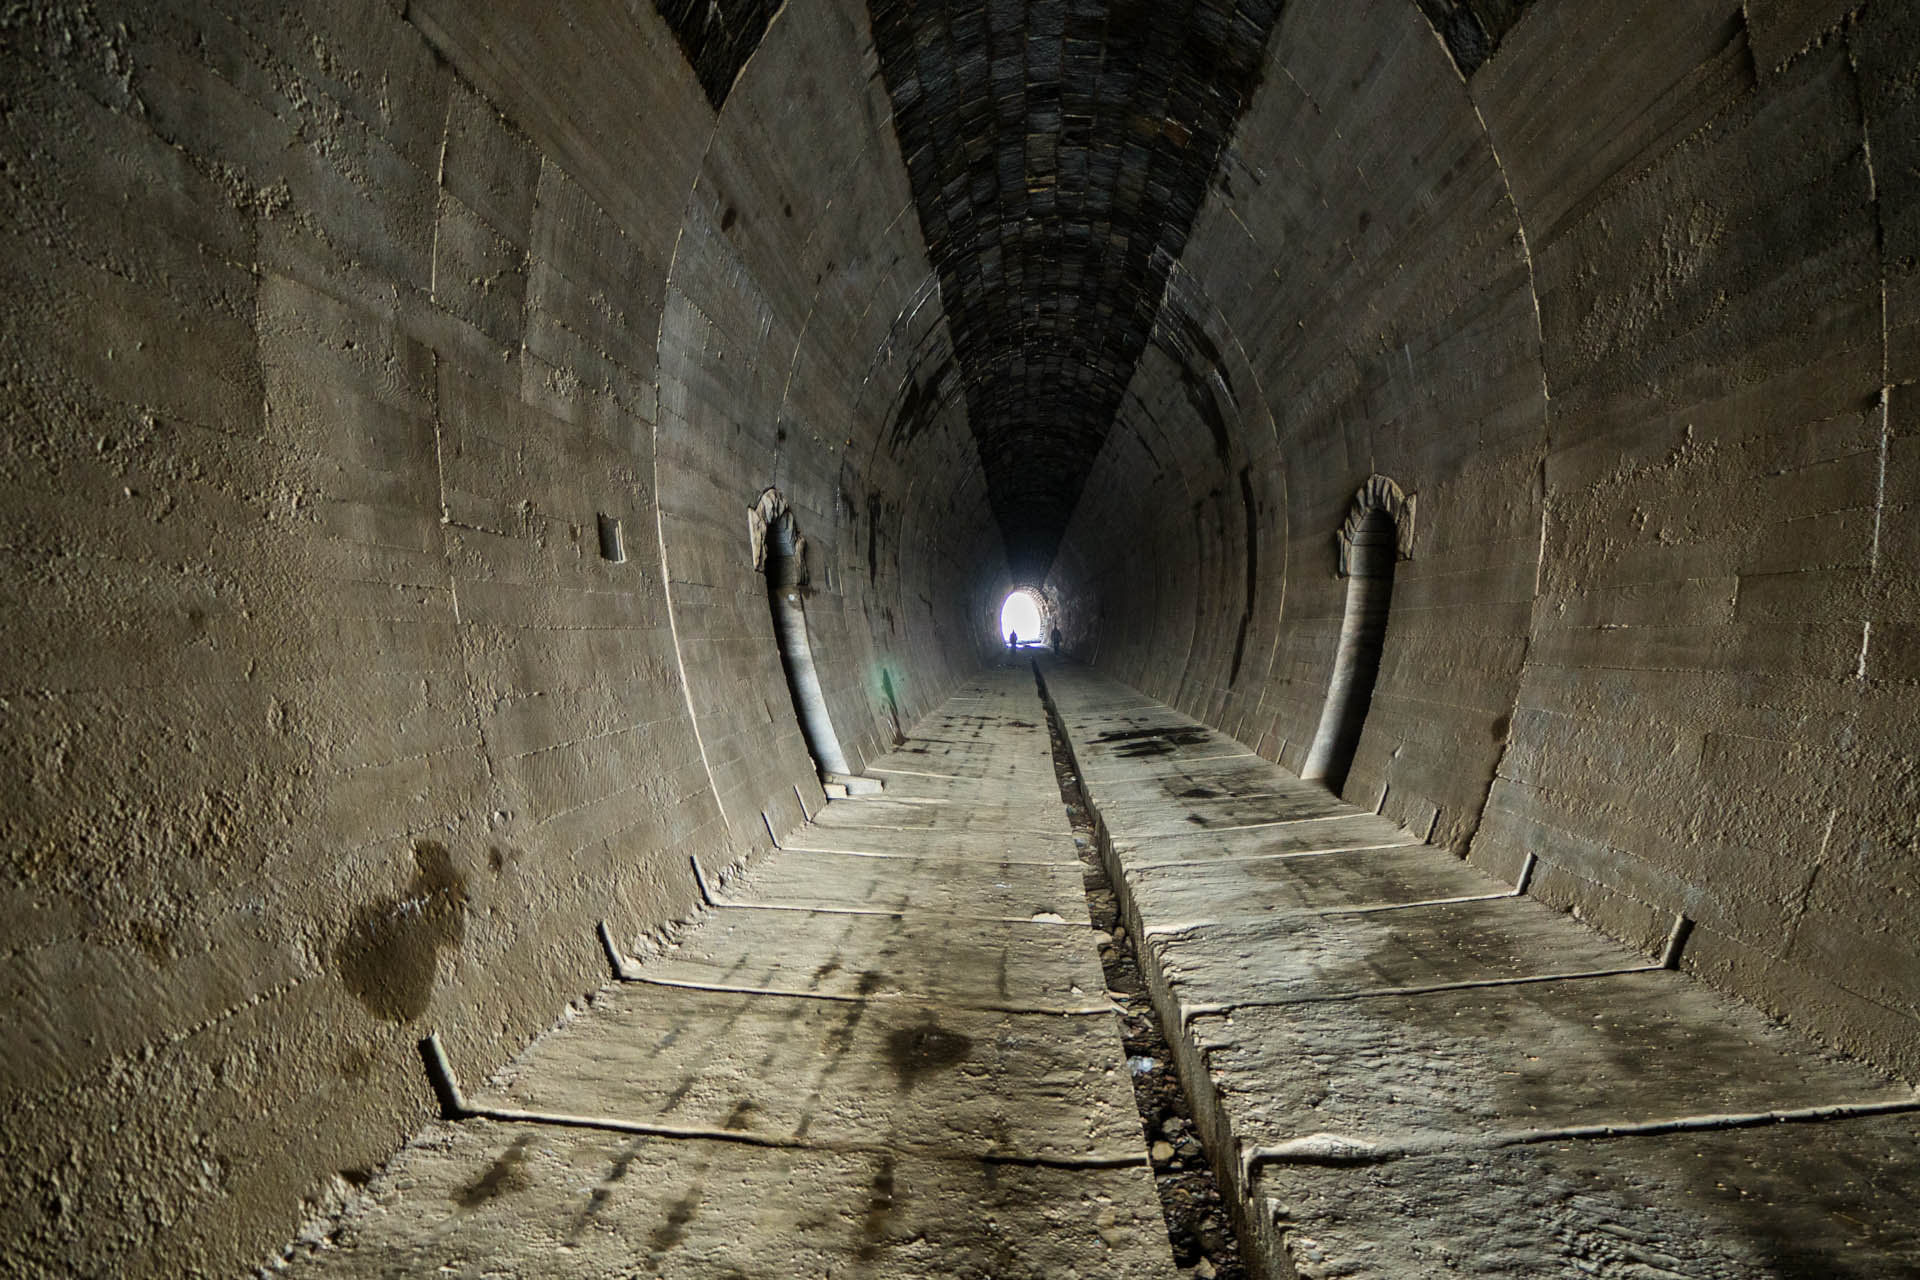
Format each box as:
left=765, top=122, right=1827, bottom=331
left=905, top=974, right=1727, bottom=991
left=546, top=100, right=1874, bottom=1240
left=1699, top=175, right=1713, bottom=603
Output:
left=1040, top=676, right=1246, bottom=1280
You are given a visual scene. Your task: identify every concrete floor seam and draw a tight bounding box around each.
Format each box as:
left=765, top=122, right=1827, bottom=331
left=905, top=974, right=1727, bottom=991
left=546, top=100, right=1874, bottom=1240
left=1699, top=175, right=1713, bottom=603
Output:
left=424, top=1032, right=1154, bottom=1167
left=1239, top=1095, right=1920, bottom=1173
left=611, top=972, right=1122, bottom=1018
left=1172, top=964, right=1670, bottom=1018
left=1130, top=840, right=1424, bottom=869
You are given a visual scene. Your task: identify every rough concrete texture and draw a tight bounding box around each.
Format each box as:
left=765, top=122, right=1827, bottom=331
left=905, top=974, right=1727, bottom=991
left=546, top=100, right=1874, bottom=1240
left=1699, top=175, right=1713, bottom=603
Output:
left=4, top=0, right=1919, bottom=1274
left=1, top=1, right=1001, bottom=1273
left=1042, top=659, right=1920, bottom=1278
left=1044, top=0, right=1920, bottom=1083
left=274, top=670, right=1174, bottom=1276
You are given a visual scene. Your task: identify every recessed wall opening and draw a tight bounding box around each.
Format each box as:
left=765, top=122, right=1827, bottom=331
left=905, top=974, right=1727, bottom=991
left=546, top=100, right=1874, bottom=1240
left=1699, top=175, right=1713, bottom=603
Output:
left=1302, top=479, right=1410, bottom=795
left=999, top=588, right=1047, bottom=649
left=752, top=490, right=853, bottom=780
left=596, top=513, right=625, bottom=562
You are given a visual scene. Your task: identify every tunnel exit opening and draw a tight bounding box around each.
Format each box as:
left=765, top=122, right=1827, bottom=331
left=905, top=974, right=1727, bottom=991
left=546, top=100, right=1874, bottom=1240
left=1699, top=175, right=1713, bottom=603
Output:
left=752, top=490, right=853, bottom=781
left=999, top=588, right=1047, bottom=650
left=1303, top=479, right=1411, bottom=795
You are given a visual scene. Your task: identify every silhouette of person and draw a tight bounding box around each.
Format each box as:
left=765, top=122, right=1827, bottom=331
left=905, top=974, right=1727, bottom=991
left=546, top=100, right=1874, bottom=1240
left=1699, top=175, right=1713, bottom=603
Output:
left=1008, top=629, right=1018, bottom=651
left=1050, top=626, right=1062, bottom=654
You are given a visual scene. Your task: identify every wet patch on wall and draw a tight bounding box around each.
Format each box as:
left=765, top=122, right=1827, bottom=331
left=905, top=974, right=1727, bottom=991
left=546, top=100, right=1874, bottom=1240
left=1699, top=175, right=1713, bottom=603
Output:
left=1157, top=305, right=1241, bottom=469
left=881, top=669, right=908, bottom=744
left=336, top=839, right=470, bottom=1023
left=1230, top=467, right=1261, bottom=686
left=885, top=356, right=960, bottom=454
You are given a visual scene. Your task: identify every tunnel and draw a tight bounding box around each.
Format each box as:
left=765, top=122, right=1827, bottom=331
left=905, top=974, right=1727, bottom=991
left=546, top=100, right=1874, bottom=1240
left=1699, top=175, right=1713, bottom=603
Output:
left=3, top=1, right=1918, bottom=1276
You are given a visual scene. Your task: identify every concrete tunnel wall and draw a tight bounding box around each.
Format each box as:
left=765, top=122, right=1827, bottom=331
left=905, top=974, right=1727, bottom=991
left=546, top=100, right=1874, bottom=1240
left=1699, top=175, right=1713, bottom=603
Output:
left=2, top=0, right=1918, bottom=1276
left=1048, top=0, right=1920, bottom=1084
left=0, top=1, right=1007, bottom=1273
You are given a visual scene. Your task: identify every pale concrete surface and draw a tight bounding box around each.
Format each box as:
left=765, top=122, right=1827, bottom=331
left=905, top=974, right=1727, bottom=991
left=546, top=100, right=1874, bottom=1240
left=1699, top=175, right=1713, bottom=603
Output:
left=276, top=670, right=1174, bottom=1276
left=281, top=1122, right=1169, bottom=1280
left=1, top=3, right=1005, bottom=1273
left=609, top=909, right=1109, bottom=1006
left=8, top=1, right=1919, bottom=1272
left=1041, top=660, right=1920, bottom=1280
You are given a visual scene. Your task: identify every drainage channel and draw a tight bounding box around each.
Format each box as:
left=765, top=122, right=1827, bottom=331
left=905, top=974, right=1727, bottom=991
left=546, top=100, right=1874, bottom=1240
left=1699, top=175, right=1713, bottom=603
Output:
left=1035, top=663, right=1246, bottom=1280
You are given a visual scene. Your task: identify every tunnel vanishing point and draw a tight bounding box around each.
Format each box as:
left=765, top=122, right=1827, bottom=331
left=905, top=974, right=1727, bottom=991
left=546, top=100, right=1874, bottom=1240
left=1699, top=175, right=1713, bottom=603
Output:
left=4, top=1, right=1920, bottom=1276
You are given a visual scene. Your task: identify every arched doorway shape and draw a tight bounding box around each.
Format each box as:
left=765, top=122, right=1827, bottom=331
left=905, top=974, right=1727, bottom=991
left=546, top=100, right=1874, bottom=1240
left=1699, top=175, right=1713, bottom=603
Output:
left=1301, top=476, right=1416, bottom=793
left=998, top=588, right=1047, bottom=650
left=750, top=489, right=853, bottom=780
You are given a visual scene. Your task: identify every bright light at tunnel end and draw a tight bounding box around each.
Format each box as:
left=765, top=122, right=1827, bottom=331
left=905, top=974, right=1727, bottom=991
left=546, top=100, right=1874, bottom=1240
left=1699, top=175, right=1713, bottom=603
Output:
left=998, top=589, right=1045, bottom=645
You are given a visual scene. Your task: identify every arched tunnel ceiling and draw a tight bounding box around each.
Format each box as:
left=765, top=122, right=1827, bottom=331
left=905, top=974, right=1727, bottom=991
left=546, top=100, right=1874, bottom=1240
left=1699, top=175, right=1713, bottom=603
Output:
left=647, top=0, right=1544, bottom=582
left=866, top=0, right=1286, bottom=582
left=654, top=0, right=783, bottom=107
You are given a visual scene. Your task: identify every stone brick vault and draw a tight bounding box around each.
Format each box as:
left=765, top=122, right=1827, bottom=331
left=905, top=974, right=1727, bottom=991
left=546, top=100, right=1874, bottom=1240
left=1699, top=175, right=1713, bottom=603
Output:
left=2, top=2, right=1917, bottom=1277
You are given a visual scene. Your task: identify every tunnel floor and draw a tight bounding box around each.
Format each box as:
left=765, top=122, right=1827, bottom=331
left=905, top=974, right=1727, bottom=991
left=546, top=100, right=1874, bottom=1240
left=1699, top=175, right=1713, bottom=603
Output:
left=1040, top=660, right=1920, bottom=1279
left=278, top=667, right=1175, bottom=1277
left=276, top=666, right=1920, bottom=1278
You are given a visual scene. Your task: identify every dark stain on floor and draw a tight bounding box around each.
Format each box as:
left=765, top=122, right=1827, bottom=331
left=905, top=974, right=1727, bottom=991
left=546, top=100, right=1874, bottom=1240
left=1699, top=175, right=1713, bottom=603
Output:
left=1093, top=724, right=1213, bottom=758
left=650, top=1184, right=704, bottom=1255
left=1093, top=725, right=1210, bottom=746
left=453, top=1135, right=531, bottom=1209
left=857, top=1154, right=897, bottom=1260
left=885, top=1021, right=973, bottom=1089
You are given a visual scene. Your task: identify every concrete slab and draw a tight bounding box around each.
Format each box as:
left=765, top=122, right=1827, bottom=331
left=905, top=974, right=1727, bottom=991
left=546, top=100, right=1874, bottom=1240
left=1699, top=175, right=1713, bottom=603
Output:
left=1144, top=894, right=1647, bottom=1009
left=629, top=908, right=1110, bottom=1004
left=1040, top=662, right=1920, bottom=1279
left=778, top=827, right=1082, bottom=865
left=1121, top=845, right=1505, bottom=925
left=1252, top=1114, right=1920, bottom=1279
left=835, top=782, right=1071, bottom=812
left=284, top=1119, right=1175, bottom=1279
left=809, top=802, right=1071, bottom=836
left=1079, top=757, right=1310, bottom=796
left=1192, top=969, right=1911, bottom=1153
left=1190, top=974, right=1912, bottom=1166
left=865, top=762, right=998, bottom=783
left=731, top=849, right=1091, bottom=922
left=485, top=986, right=1141, bottom=1159
left=1107, top=815, right=1420, bottom=867
left=1092, top=789, right=1353, bottom=835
